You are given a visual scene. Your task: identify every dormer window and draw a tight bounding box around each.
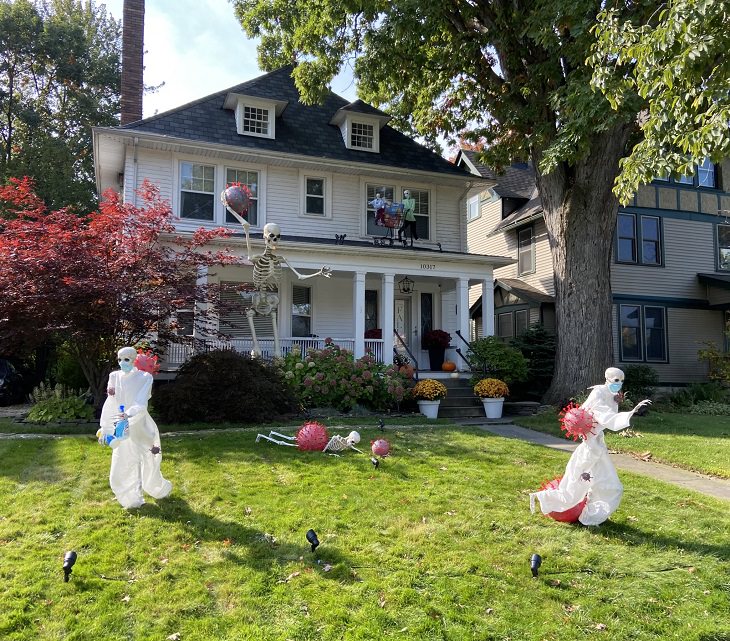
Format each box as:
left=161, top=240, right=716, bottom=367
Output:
left=351, top=121, right=374, bottom=150
left=223, top=92, right=288, bottom=140
left=330, top=101, right=390, bottom=154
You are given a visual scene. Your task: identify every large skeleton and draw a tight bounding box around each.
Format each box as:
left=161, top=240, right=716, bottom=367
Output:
left=223, top=194, right=331, bottom=358
left=256, top=429, right=363, bottom=455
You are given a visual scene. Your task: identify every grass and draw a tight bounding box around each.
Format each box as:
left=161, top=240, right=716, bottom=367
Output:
left=1, top=424, right=729, bottom=641
left=513, top=410, right=730, bottom=479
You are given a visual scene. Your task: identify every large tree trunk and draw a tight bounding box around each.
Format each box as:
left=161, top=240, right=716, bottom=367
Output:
left=537, top=124, right=633, bottom=405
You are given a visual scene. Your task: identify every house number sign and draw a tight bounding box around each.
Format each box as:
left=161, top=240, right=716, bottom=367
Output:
left=421, top=263, right=437, bottom=270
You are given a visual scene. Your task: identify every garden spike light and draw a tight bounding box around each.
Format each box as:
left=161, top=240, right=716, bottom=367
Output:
left=306, top=529, right=320, bottom=553
left=63, top=551, right=77, bottom=582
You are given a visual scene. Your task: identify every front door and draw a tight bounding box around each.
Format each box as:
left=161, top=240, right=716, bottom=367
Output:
left=394, top=297, right=411, bottom=354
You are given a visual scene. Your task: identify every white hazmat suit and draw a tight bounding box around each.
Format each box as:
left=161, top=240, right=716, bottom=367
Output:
left=99, top=347, right=172, bottom=509
left=530, top=368, right=650, bottom=526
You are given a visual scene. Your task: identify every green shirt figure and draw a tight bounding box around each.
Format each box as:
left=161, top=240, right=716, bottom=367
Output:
left=398, top=190, right=419, bottom=245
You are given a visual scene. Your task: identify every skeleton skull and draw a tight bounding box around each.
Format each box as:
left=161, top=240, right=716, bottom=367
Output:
left=117, top=346, right=137, bottom=373
left=605, top=367, right=624, bottom=393
left=263, top=223, right=281, bottom=249
left=403, top=190, right=410, bottom=198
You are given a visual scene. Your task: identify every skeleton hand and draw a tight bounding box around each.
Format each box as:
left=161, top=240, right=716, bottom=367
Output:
left=320, top=266, right=332, bottom=278
left=632, top=399, right=652, bottom=414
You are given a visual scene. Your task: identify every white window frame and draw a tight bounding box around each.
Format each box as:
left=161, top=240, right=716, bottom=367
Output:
left=299, top=172, right=331, bottom=218
left=517, top=226, right=535, bottom=275
left=291, top=285, right=313, bottom=337
left=179, top=161, right=215, bottom=221
left=467, top=195, right=480, bottom=222
left=344, top=115, right=380, bottom=153
left=235, top=97, right=276, bottom=139
left=362, top=181, right=430, bottom=239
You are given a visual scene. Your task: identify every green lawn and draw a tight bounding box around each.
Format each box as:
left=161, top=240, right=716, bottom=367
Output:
left=514, top=411, right=730, bottom=479
left=1, top=425, right=728, bottom=641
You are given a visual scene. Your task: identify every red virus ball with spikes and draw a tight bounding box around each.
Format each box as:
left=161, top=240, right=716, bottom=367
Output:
left=371, top=438, right=390, bottom=457
left=539, top=476, right=587, bottom=523
left=295, top=421, right=329, bottom=451
left=559, top=403, right=595, bottom=441
left=134, top=349, right=160, bottom=375
left=222, top=182, right=252, bottom=217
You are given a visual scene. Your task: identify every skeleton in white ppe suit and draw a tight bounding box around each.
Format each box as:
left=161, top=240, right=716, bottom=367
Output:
left=530, top=368, right=651, bottom=526
left=99, top=347, right=172, bottom=509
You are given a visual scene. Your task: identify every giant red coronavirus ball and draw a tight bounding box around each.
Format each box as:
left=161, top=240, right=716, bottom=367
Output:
left=559, top=403, right=595, bottom=441
left=295, top=421, right=329, bottom=451
left=222, top=183, right=252, bottom=217
left=539, top=477, right=587, bottom=523
left=371, top=438, right=390, bottom=457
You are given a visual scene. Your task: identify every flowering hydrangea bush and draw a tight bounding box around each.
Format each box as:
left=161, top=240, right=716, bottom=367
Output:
left=473, top=378, right=510, bottom=398
left=279, top=339, right=409, bottom=411
left=412, top=378, right=448, bottom=401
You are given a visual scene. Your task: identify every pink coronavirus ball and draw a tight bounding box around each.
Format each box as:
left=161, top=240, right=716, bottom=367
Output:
left=134, top=350, right=160, bottom=375
left=371, top=439, right=390, bottom=457
left=539, top=477, right=587, bottom=523
left=295, top=421, right=329, bottom=451
left=222, top=183, right=251, bottom=217
left=559, top=403, right=595, bottom=441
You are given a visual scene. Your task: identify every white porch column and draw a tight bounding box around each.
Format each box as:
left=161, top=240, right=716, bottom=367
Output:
left=482, top=277, right=495, bottom=337
left=193, top=265, right=209, bottom=351
left=353, top=271, right=366, bottom=359
left=457, top=277, right=470, bottom=351
left=382, top=273, right=395, bottom=365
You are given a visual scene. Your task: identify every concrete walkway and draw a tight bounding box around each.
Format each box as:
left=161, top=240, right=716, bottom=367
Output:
left=457, top=418, right=730, bottom=502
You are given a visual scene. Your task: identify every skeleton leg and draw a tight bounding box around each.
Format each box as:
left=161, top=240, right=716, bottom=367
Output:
left=247, top=307, right=261, bottom=357
left=271, top=308, right=281, bottom=358
left=255, top=431, right=297, bottom=446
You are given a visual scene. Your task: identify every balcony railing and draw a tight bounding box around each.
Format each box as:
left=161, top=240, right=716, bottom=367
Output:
left=160, top=337, right=385, bottom=371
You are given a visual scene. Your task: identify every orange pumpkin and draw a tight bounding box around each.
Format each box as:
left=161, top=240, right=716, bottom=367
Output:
left=441, top=360, right=456, bottom=372
left=399, top=364, right=415, bottom=379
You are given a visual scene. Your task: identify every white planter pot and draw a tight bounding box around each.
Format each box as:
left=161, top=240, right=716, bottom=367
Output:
left=482, top=397, right=504, bottom=419
left=417, top=399, right=441, bottom=419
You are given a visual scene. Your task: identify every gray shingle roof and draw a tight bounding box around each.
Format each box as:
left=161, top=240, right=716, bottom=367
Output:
left=460, top=149, right=535, bottom=199
left=490, top=187, right=543, bottom=234
left=119, top=66, right=471, bottom=178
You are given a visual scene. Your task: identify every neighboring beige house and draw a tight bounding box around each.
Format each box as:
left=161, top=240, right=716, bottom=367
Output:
left=458, top=148, right=730, bottom=384
left=93, top=68, right=513, bottom=374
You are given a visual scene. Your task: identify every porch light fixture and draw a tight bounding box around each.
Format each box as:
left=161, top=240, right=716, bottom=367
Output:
left=398, top=276, right=414, bottom=294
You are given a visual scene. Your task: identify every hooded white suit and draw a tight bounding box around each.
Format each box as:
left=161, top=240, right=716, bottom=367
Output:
left=99, top=365, right=172, bottom=508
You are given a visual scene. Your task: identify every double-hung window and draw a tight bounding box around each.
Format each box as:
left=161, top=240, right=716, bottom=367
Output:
left=717, top=224, right=730, bottom=270
left=180, top=162, right=215, bottom=220
left=517, top=226, right=535, bottom=275
left=619, top=304, right=667, bottom=362
left=407, top=188, right=430, bottom=240
left=351, top=122, right=374, bottom=150
left=467, top=196, right=479, bottom=221
left=655, top=158, right=717, bottom=188
left=304, top=177, right=326, bottom=216
left=225, top=168, right=259, bottom=226
left=292, top=286, right=312, bottom=337
left=242, top=105, right=269, bottom=136
left=616, top=213, right=661, bottom=265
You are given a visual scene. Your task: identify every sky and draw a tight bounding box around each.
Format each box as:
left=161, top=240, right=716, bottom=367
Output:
left=102, top=0, right=359, bottom=118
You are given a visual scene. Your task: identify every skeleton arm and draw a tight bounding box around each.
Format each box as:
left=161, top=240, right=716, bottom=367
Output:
left=225, top=208, right=253, bottom=261
left=281, top=256, right=332, bottom=280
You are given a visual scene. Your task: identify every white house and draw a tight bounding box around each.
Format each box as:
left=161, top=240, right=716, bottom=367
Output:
left=93, top=67, right=513, bottom=374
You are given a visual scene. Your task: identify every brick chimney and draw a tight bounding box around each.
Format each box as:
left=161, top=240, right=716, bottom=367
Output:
left=121, top=0, right=145, bottom=125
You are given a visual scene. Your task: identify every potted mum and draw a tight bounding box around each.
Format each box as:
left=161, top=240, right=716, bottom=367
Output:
left=473, top=378, right=510, bottom=418
left=422, top=329, right=451, bottom=370
left=412, top=378, right=448, bottom=419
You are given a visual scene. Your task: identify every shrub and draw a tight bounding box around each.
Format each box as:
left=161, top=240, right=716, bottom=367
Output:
left=279, top=340, right=408, bottom=411
left=509, top=326, right=555, bottom=400
left=697, top=341, right=730, bottom=383
left=153, top=350, right=297, bottom=424
left=467, top=336, right=529, bottom=385
left=27, top=382, right=93, bottom=423
left=623, top=364, right=659, bottom=399
left=688, top=400, right=730, bottom=415
left=422, top=330, right=451, bottom=349
left=473, top=378, right=509, bottom=398
left=53, top=343, right=89, bottom=390
left=412, top=378, right=448, bottom=400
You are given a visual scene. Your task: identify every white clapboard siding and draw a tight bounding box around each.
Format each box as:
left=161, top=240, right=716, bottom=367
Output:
left=311, top=275, right=354, bottom=338
left=218, top=281, right=275, bottom=338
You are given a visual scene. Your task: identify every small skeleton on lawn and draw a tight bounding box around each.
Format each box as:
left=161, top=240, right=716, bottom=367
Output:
left=256, top=421, right=363, bottom=456
left=222, top=186, right=331, bottom=358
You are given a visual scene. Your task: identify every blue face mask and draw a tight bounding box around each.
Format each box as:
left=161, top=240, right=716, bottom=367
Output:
left=119, top=360, right=134, bottom=373
left=608, top=382, right=623, bottom=393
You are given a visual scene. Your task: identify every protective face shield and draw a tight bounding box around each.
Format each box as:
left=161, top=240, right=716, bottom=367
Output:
left=117, top=347, right=137, bottom=373
left=605, top=367, right=624, bottom=393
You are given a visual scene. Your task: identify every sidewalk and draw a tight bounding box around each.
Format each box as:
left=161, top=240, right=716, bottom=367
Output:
left=457, top=418, right=730, bottom=502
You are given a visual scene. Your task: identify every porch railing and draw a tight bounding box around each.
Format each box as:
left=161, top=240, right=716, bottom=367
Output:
left=160, top=337, right=385, bottom=371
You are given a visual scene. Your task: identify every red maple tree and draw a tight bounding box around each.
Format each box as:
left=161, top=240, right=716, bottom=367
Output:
left=0, top=177, right=242, bottom=409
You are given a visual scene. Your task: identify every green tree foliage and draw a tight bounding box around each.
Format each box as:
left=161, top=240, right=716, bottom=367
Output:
left=510, top=325, right=556, bottom=401
left=591, top=0, right=730, bottom=204
left=467, top=336, right=529, bottom=386
left=231, top=0, right=659, bottom=403
left=0, top=0, right=120, bottom=213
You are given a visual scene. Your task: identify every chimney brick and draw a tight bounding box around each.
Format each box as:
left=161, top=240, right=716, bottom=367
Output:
left=121, top=0, right=145, bottom=125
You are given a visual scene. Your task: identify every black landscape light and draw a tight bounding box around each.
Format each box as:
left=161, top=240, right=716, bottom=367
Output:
left=370, top=457, right=380, bottom=469
left=63, top=551, right=77, bottom=582
left=530, top=553, right=542, bottom=578
left=306, top=529, right=320, bottom=553
left=378, top=419, right=385, bottom=432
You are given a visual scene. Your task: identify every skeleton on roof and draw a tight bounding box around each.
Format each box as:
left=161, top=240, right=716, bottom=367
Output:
left=222, top=185, right=331, bottom=358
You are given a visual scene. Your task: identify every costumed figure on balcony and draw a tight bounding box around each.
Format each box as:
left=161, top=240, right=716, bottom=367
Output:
left=369, top=192, right=387, bottom=227
left=222, top=184, right=331, bottom=358
left=529, top=367, right=651, bottom=526
left=256, top=421, right=363, bottom=456
left=398, top=190, right=419, bottom=246
left=97, top=347, right=172, bottom=509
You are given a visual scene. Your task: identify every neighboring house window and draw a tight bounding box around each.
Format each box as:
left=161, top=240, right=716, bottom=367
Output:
left=496, top=309, right=529, bottom=339
left=619, top=304, right=667, bottom=362
left=407, top=188, right=430, bottom=241
left=515, top=309, right=529, bottom=336
left=304, top=177, right=326, bottom=216
left=654, top=159, right=717, bottom=188
left=180, top=162, right=214, bottom=220
left=292, top=285, right=312, bottom=337
left=366, top=183, right=394, bottom=235
left=616, top=213, right=661, bottom=265
left=718, top=224, right=730, bottom=270
left=517, top=227, right=534, bottom=275
left=242, top=105, right=269, bottom=136
left=497, top=312, right=513, bottom=339
left=365, top=289, right=378, bottom=332
left=351, top=122, right=374, bottom=150
left=225, top=168, right=258, bottom=226
left=467, top=196, right=479, bottom=221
